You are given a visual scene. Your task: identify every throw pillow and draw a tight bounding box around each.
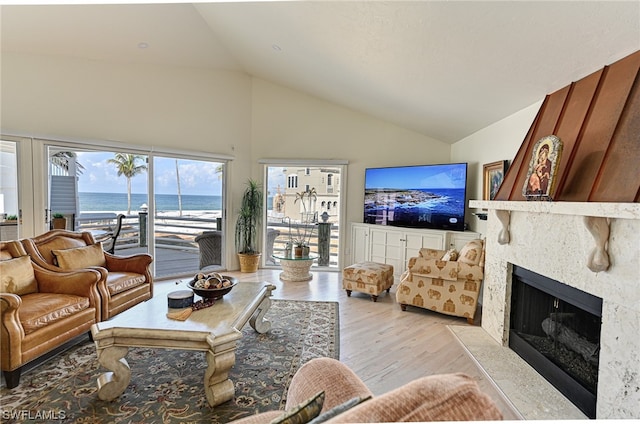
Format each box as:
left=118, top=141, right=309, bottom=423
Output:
left=307, top=395, right=371, bottom=424
left=52, top=243, right=106, bottom=270
left=0, top=255, right=38, bottom=295
left=458, top=239, right=484, bottom=266
left=440, top=249, right=458, bottom=261
left=270, top=391, right=325, bottom=424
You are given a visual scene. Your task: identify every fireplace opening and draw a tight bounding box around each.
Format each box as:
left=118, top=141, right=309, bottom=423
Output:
left=509, top=265, right=602, bottom=419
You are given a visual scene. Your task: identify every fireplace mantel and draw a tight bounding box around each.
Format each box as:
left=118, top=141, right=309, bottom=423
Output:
left=470, top=200, right=640, bottom=219
left=470, top=200, right=640, bottom=272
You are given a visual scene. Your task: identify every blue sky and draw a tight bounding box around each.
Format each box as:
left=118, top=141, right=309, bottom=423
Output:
left=76, top=152, right=223, bottom=195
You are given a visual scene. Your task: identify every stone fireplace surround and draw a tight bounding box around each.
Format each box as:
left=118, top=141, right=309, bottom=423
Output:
left=469, top=200, right=640, bottom=419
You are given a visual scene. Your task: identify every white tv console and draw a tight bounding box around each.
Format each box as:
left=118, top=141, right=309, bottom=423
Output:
left=349, top=223, right=481, bottom=279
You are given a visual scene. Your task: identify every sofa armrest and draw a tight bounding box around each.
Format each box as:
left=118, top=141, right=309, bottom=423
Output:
left=325, top=373, right=502, bottom=423
left=457, top=262, right=484, bottom=283
left=286, top=358, right=373, bottom=413
left=418, top=248, right=446, bottom=259
left=409, top=257, right=458, bottom=281
left=1, top=293, right=25, bottom=370
left=104, top=252, right=153, bottom=274
left=34, top=265, right=102, bottom=298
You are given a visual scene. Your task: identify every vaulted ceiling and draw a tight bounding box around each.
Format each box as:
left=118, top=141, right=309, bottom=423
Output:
left=1, top=1, right=638, bottom=143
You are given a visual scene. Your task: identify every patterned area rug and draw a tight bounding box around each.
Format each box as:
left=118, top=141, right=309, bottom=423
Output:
left=0, top=299, right=339, bottom=423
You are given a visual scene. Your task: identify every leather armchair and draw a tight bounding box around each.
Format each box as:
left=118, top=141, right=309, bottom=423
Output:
left=396, top=239, right=485, bottom=324
left=21, top=229, right=153, bottom=321
left=1, top=240, right=101, bottom=388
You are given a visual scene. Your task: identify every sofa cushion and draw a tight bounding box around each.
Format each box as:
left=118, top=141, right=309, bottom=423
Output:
left=0, top=256, right=38, bottom=295
left=458, top=239, right=484, bottom=266
left=19, top=292, right=90, bottom=335
left=52, top=243, right=106, bottom=270
left=106, top=272, right=147, bottom=295
left=324, top=373, right=502, bottom=423
left=270, top=391, right=325, bottom=424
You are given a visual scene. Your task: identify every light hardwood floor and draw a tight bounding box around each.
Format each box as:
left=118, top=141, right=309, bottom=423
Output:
left=162, top=269, right=522, bottom=420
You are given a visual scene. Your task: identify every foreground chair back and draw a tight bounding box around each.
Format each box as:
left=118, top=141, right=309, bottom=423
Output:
left=21, top=229, right=153, bottom=321
left=0, top=240, right=101, bottom=388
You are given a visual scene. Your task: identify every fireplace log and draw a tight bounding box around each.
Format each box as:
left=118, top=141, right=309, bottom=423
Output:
left=541, top=317, right=599, bottom=366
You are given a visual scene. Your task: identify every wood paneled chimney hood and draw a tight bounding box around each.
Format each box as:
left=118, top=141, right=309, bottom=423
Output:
left=471, top=50, right=640, bottom=273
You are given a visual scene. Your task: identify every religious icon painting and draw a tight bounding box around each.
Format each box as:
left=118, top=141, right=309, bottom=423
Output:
left=523, top=135, right=562, bottom=200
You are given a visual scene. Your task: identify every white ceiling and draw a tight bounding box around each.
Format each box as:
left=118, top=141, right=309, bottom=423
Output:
left=1, top=1, right=639, bottom=143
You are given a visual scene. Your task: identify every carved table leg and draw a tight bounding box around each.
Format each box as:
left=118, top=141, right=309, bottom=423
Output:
left=204, top=335, right=238, bottom=407
left=250, top=296, right=272, bottom=334
left=96, top=346, right=131, bottom=401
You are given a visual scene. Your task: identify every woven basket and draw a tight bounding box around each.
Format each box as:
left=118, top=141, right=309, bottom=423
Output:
left=237, top=253, right=261, bottom=273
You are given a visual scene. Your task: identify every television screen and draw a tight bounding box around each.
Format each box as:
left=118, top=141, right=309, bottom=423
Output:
left=364, top=163, right=468, bottom=231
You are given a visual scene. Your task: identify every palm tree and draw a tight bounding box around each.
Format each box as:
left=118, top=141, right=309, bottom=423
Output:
left=108, top=153, right=147, bottom=214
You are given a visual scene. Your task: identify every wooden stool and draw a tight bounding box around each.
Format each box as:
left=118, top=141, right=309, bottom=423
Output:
left=342, top=262, right=394, bottom=302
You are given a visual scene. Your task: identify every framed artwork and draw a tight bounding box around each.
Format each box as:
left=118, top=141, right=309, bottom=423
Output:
left=483, top=160, right=509, bottom=200
left=522, top=135, right=563, bottom=200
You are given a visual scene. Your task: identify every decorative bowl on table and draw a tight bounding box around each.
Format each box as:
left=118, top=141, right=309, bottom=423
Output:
left=188, top=272, right=238, bottom=300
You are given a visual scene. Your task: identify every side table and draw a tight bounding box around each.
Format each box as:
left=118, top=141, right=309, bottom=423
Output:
left=272, top=253, right=318, bottom=282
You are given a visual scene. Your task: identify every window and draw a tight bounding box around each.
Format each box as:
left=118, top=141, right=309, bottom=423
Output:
left=262, top=161, right=346, bottom=269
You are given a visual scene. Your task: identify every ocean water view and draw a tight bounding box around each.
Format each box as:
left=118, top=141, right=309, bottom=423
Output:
left=79, top=192, right=277, bottom=213
left=79, top=192, right=222, bottom=213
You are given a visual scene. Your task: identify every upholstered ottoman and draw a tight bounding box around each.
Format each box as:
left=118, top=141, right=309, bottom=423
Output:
left=343, top=262, right=394, bottom=302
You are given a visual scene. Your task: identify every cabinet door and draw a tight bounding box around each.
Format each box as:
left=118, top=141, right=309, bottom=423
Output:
left=369, top=228, right=403, bottom=277
left=350, top=224, right=369, bottom=264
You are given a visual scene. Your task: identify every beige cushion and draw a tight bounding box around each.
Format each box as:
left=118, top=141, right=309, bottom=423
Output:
left=458, top=239, right=484, bottom=265
left=52, top=243, right=106, bottom=270
left=0, top=255, right=38, bottom=295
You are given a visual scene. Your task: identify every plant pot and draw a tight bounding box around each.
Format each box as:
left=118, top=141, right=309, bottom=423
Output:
left=52, top=217, right=67, bottom=229
left=238, top=252, right=261, bottom=273
left=294, top=246, right=303, bottom=258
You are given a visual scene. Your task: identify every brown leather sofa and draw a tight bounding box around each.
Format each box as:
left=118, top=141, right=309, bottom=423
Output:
left=21, top=229, right=153, bottom=321
left=0, top=240, right=102, bottom=388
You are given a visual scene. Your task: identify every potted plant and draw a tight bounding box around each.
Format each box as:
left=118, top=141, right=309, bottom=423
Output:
left=52, top=213, right=67, bottom=229
left=235, top=179, right=263, bottom=272
left=5, top=214, right=18, bottom=223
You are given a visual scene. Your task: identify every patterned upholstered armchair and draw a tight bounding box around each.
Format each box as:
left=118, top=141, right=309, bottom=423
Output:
left=396, top=239, right=485, bottom=324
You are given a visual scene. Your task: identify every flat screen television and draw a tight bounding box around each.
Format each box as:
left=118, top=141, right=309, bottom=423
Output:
left=364, top=163, right=468, bottom=231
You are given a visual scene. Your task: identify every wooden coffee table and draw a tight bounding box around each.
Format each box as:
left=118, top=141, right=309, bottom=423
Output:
left=90, top=280, right=276, bottom=407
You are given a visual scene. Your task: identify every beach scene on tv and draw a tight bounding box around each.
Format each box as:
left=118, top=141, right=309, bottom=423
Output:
left=364, top=163, right=467, bottom=231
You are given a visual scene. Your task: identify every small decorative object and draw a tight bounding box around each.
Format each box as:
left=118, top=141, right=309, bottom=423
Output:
left=483, top=160, right=509, bottom=201
left=523, top=135, right=563, bottom=200
left=321, top=211, right=329, bottom=223
left=5, top=214, right=18, bottom=222
left=188, top=272, right=238, bottom=299
left=167, top=290, right=194, bottom=309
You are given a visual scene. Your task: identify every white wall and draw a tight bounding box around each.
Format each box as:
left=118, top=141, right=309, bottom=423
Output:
left=451, top=101, right=542, bottom=233
left=250, top=78, right=451, bottom=232
left=1, top=52, right=451, bottom=268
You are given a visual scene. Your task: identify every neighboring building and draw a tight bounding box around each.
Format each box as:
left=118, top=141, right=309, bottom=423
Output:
left=281, top=167, right=340, bottom=224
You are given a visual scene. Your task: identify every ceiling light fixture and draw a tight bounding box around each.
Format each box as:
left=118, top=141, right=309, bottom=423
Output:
left=138, top=42, right=149, bottom=49
left=272, top=44, right=282, bottom=52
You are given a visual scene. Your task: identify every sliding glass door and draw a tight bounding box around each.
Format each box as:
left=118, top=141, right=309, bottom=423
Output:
left=152, top=156, right=225, bottom=278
